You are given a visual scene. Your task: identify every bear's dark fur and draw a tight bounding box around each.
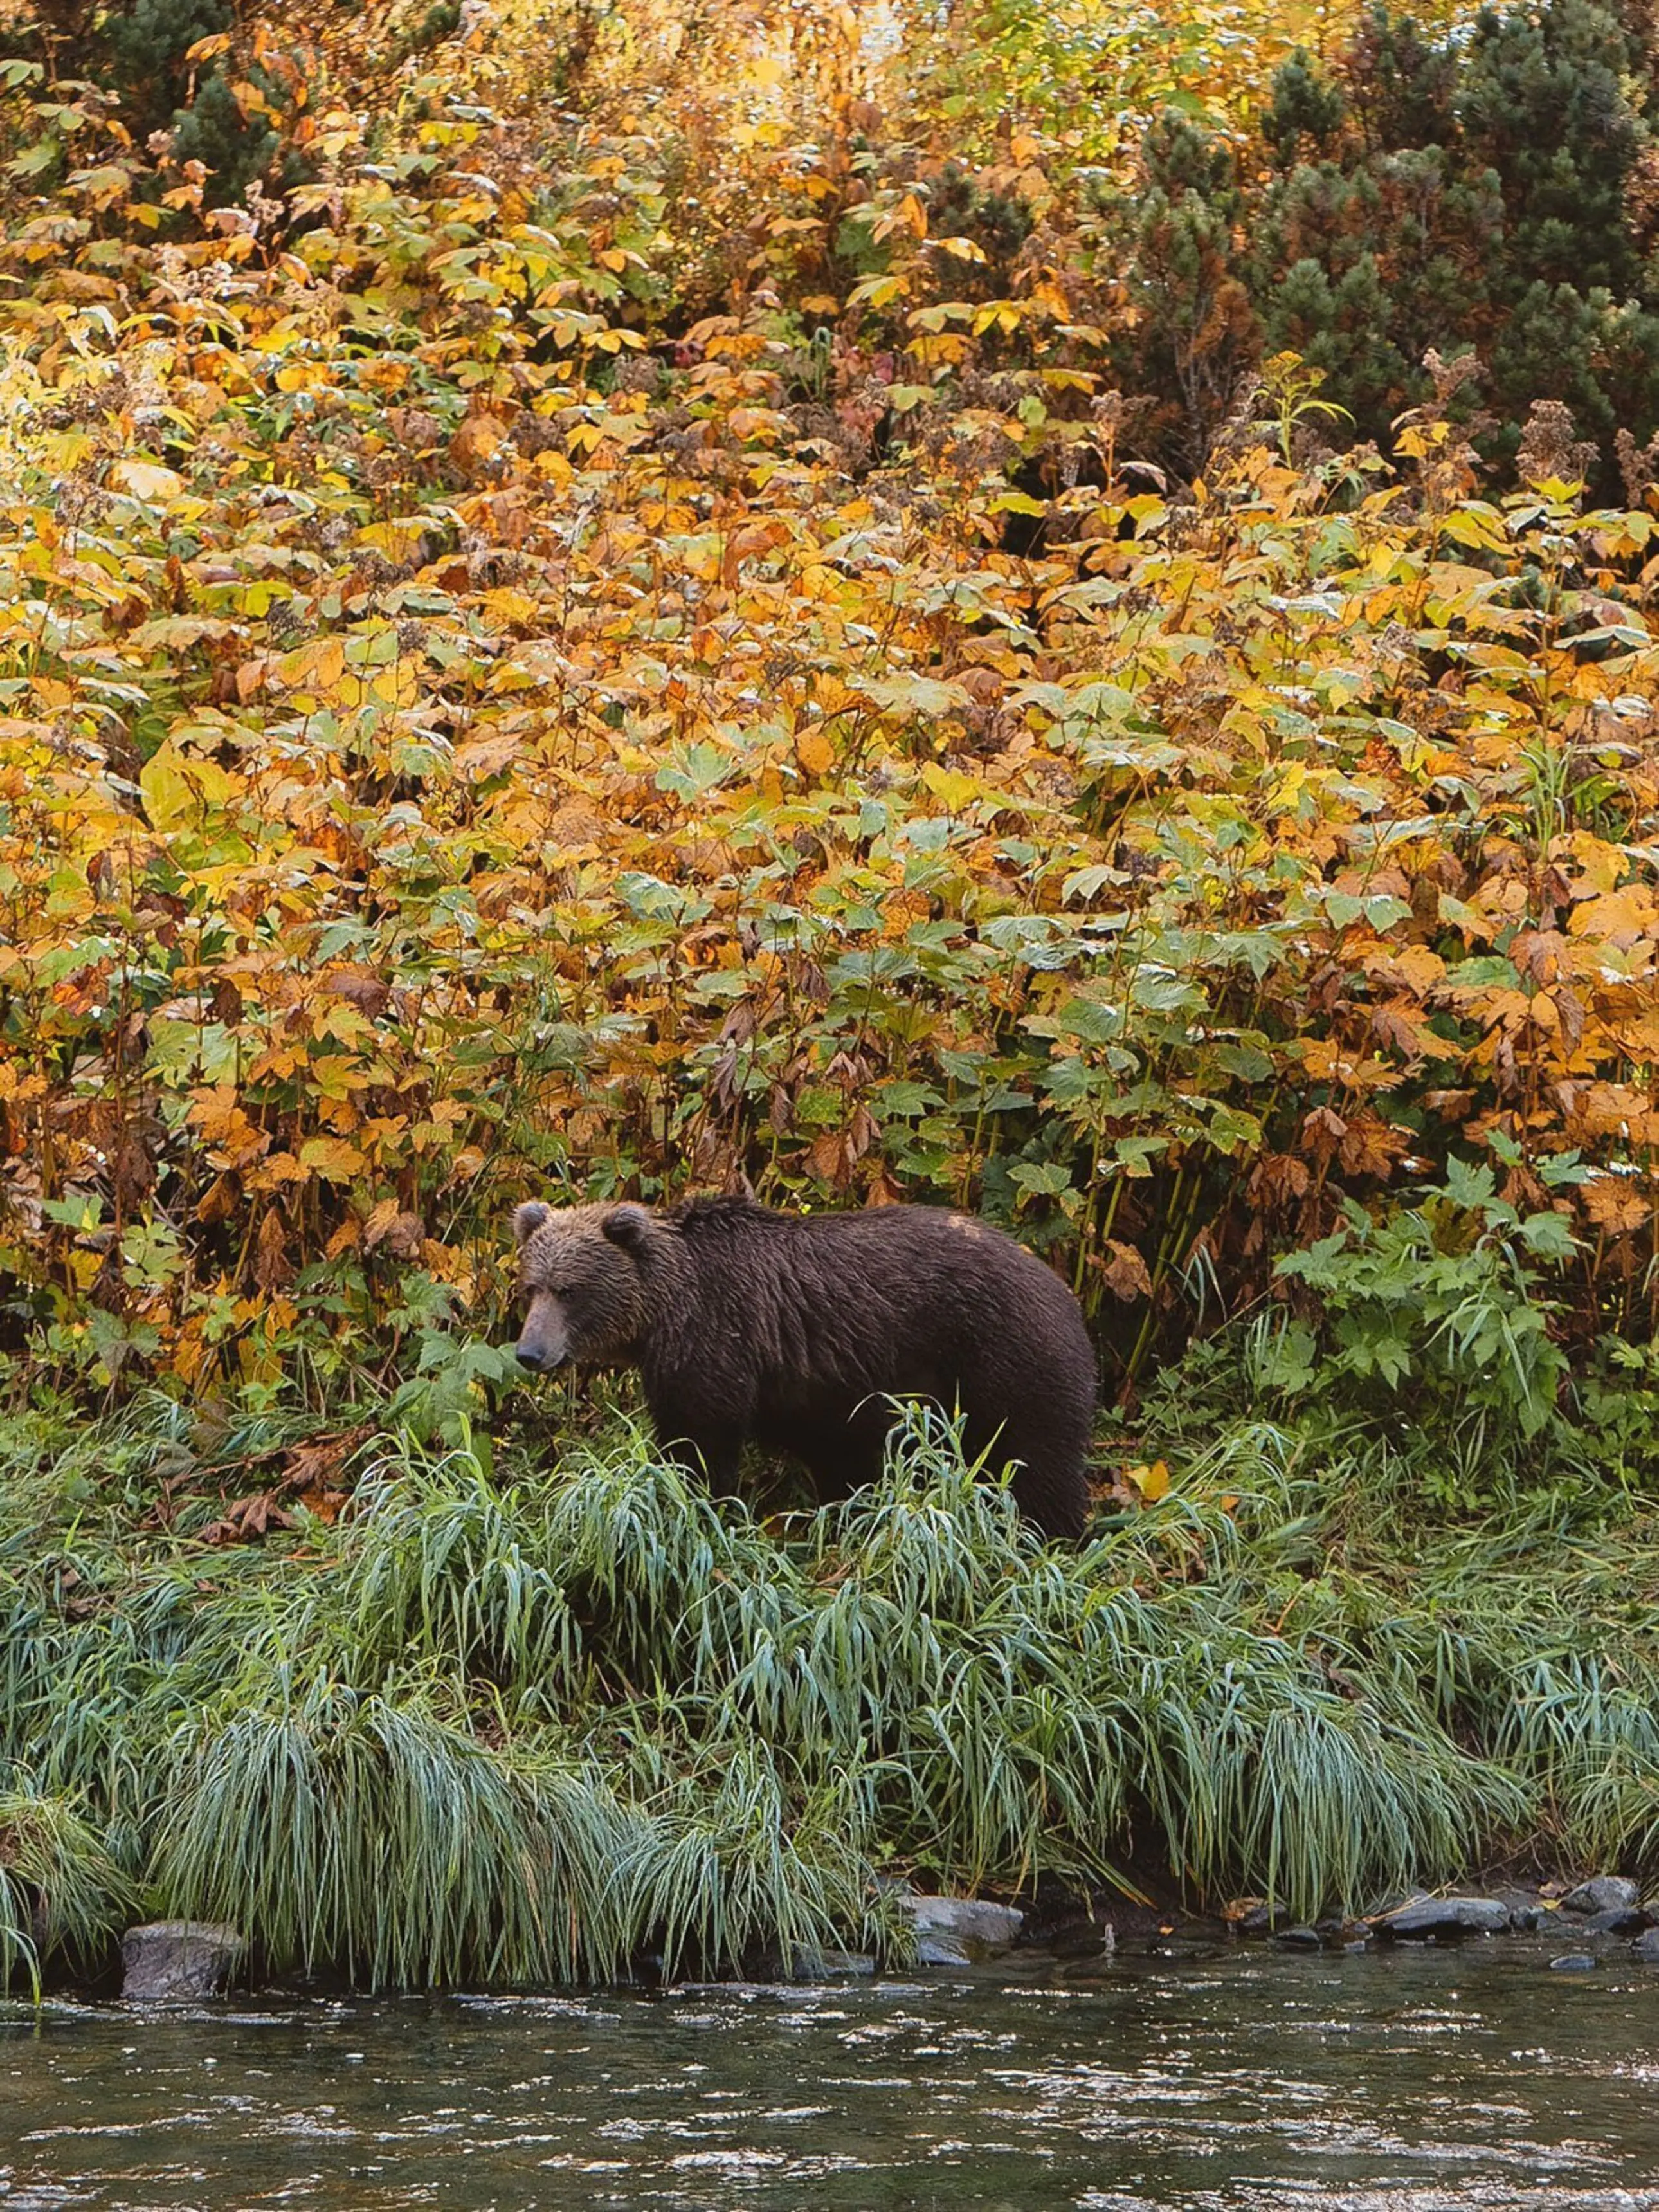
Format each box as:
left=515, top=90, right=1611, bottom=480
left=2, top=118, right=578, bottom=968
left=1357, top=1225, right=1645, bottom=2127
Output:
left=512, top=1194, right=1096, bottom=1539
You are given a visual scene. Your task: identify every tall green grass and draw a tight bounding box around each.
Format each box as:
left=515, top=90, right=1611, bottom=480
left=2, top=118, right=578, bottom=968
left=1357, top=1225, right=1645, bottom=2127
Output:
left=1, top=1398, right=1656, bottom=1990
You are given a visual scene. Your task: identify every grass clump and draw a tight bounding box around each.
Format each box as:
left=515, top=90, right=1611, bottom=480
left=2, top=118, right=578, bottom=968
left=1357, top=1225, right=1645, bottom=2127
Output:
left=156, top=1688, right=627, bottom=1989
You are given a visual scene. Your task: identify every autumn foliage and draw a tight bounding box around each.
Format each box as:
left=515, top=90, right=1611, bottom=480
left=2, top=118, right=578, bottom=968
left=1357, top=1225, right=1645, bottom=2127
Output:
left=3, top=0, right=1659, bottom=1419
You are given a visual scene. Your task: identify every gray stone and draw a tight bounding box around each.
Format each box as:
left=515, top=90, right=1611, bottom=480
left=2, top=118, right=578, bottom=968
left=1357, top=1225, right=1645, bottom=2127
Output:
left=902, top=1894, right=1024, bottom=1965
left=1381, top=1897, right=1511, bottom=1940
left=121, top=1921, right=245, bottom=2004
left=786, top=1947, right=876, bottom=1979
left=1271, top=1926, right=1322, bottom=1950
left=1560, top=1875, right=1640, bottom=1915
left=1549, top=1953, right=1597, bottom=1972
left=911, top=1896, right=1024, bottom=1946
left=1583, top=1906, right=1650, bottom=1935
left=889, top=1885, right=1022, bottom=1973
left=1633, top=1926, right=1659, bottom=1965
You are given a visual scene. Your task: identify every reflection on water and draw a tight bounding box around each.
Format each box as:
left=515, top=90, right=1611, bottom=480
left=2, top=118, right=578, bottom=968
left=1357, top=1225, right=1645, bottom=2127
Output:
left=3, top=1946, right=1657, bottom=2210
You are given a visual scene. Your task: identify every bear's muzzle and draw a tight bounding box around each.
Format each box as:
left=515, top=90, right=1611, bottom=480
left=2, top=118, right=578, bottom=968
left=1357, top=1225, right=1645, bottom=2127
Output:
left=514, top=1293, right=569, bottom=1373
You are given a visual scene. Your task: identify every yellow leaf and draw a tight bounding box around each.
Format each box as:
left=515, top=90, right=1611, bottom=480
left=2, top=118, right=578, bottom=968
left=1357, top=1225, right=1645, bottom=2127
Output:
left=111, top=459, right=183, bottom=502
left=1127, top=1459, right=1170, bottom=1503
left=277, top=637, right=346, bottom=691
left=140, top=744, right=233, bottom=831
left=355, top=518, right=429, bottom=563
left=920, top=763, right=984, bottom=810
left=298, top=1137, right=365, bottom=1182
left=480, top=587, right=539, bottom=627
left=361, top=1197, right=401, bottom=1247
left=1569, top=885, right=1658, bottom=946
left=797, top=729, right=835, bottom=776
left=248, top=1152, right=309, bottom=1191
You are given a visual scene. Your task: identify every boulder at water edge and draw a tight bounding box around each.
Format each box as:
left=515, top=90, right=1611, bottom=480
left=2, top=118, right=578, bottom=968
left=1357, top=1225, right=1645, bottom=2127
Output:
left=1379, top=1897, right=1512, bottom=1939
left=1559, top=1875, right=1640, bottom=1915
left=120, top=1921, right=246, bottom=2004
left=1581, top=1906, right=1650, bottom=1934
left=906, top=1896, right=1026, bottom=1967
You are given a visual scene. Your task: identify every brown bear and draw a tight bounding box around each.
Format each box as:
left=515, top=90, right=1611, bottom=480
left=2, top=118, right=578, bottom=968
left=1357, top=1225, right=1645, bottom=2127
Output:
left=511, top=1194, right=1096, bottom=1539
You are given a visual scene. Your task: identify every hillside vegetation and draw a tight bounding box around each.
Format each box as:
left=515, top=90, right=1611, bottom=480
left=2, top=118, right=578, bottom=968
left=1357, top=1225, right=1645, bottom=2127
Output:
left=1, top=0, right=1658, bottom=1990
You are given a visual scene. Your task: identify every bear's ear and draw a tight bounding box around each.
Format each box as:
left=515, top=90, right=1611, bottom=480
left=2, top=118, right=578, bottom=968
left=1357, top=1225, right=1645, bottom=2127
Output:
left=601, top=1202, right=653, bottom=1254
left=512, top=1200, right=552, bottom=1248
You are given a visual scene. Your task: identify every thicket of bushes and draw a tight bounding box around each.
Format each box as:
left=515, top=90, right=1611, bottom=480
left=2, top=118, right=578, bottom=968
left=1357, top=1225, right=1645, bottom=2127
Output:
left=0, top=0, right=1654, bottom=1408
left=0, top=1, right=1653, bottom=1401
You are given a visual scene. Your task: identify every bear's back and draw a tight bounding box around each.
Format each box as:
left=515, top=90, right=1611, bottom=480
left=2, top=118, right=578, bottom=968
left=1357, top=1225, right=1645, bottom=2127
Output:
left=667, top=1194, right=1092, bottom=1387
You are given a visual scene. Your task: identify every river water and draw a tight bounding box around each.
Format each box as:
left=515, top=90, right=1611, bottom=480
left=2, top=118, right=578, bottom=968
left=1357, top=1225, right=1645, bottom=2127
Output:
left=3, top=1946, right=1656, bottom=2209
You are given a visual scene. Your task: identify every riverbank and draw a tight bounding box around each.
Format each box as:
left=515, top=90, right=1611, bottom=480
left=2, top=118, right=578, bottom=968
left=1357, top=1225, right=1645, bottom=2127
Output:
left=3, top=1389, right=1658, bottom=1999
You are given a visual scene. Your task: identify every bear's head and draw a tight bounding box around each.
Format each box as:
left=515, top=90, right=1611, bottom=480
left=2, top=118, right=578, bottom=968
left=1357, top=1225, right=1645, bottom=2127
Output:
left=512, top=1200, right=655, bottom=1373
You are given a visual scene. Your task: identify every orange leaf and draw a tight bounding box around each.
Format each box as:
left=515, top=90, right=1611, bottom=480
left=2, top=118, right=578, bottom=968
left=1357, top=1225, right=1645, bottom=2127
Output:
left=1101, top=1239, right=1152, bottom=1300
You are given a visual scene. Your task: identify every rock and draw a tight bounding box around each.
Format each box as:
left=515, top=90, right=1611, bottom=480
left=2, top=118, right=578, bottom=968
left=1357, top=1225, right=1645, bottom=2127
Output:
left=1560, top=1875, right=1639, bottom=1915
left=902, top=1894, right=1024, bottom=1966
left=1549, top=1953, right=1597, bottom=1972
left=785, top=1947, right=876, bottom=1979
left=1271, top=1925, right=1322, bottom=1950
left=1514, top=1906, right=1548, bottom=1932
left=1582, top=1906, right=1650, bottom=1935
left=121, top=1921, right=245, bottom=2004
left=1633, top=1928, right=1659, bottom=1965
left=912, top=1896, right=1025, bottom=1948
left=1380, top=1897, right=1511, bottom=1940
left=916, top=1932, right=972, bottom=1966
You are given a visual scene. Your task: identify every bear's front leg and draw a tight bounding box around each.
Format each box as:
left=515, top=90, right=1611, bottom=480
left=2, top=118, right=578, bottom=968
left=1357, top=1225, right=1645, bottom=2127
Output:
left=646, top=1396, right=745, bottom=1495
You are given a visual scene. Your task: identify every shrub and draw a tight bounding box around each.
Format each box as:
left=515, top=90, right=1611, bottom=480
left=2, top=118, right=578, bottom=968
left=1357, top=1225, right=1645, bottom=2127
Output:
left=1269, top=1160, right=1577, bottom=1495
left=1100, top=114, right=1256, bottom=464
left=104, top=0, right=230, bottom=135
left=168, top=68, right=280, bottom=206
left=1253, top=1, right=1659, bottom=481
